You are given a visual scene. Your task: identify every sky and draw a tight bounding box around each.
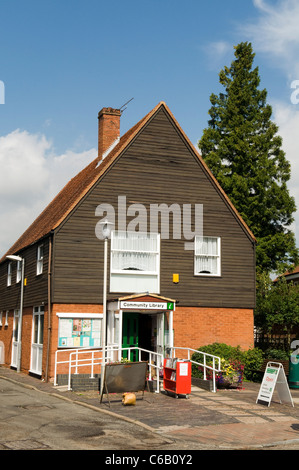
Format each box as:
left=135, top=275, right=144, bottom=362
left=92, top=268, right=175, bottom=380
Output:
left=0, top=0, right=299, bottom=263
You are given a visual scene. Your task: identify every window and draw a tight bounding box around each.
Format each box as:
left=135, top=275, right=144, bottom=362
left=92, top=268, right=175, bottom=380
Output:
left=194, top=236, right=221, bottom=276
left=110, top=231, right=160, bottom=293
left=7, top=262, right=12, bottom=286
left=0, top=312, right=2, bottom=327
left=33, top=306, right=44, bottom=345
left=5, top=311, right=9, bottom=326
left=13, top=310, right=19, bottom=342
left=31, top=306, right=45, bottom=375
left=16, top=260, right=22, bottom=283
left=37, top=244, right=44, bottom=275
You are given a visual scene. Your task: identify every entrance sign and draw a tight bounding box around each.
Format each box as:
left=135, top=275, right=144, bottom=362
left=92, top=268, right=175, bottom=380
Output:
left=120, top=301, right=172, bottom=310
left=257, top=362, right=294, bottom=407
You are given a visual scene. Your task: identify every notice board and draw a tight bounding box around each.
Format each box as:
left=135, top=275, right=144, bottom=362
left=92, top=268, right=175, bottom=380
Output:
left=58, top=317, right=101, bottom=348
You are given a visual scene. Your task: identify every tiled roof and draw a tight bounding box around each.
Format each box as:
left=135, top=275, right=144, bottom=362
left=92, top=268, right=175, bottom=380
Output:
left=282, top=265, right=299, bottom=277
left=273, top=265, right=299, bottom=282
left=0, top=101, right=256, bottom=263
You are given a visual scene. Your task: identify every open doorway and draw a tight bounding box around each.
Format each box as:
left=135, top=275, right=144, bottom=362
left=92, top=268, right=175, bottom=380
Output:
left=121, top=312, right=164, bottom=362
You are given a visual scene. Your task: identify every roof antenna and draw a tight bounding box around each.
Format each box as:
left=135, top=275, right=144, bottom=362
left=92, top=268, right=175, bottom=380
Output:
left=119, top=97, right=134, bottom=114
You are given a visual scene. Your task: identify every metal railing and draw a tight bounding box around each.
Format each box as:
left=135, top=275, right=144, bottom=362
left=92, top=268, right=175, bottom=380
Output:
left=54, top=345, right=222, bottom=394
left=54, top=346, right=163, bottom=393
left=169, top=347, right=221, bottom=393
left=54, top=347, right=95, bottom=386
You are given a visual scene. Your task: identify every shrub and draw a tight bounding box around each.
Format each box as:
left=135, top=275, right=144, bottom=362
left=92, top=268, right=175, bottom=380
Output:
left=263, top=348, right=289, bottom=361
left=243, top=347, right=264, bottom=382
left=191, top=343, right=264, bottom=382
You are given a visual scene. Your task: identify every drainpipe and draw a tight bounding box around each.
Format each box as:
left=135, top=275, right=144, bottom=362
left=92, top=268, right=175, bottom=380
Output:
left=45, top=235, right=52, bottom=382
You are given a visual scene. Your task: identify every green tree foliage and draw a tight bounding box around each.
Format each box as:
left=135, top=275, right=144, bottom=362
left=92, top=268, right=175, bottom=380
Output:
left=199, top=42, right=298, bottom=273
left=255, top=274, right=299, bottom=346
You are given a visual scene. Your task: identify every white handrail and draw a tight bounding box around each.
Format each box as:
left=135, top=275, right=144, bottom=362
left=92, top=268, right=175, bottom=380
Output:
left=55, top=346, right=163, bottom=393
left=170, top=347, right=221, bottom=393
left=54, top=347, right=96, bottom=386
left=55, top=345, right=221, bottom=393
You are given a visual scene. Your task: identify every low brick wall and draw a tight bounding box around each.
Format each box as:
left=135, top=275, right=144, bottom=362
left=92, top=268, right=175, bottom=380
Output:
left=191, top=376, right=214, bottom=392
left=56, top=373, right=100, bottom=391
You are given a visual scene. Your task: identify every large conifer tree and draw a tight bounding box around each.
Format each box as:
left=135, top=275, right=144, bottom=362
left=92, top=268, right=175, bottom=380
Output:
left=199, top=42, right=298, bottom=274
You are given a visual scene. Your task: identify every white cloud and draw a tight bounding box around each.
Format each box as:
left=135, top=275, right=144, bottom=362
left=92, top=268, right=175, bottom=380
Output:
left=243, top=0, right=299, bottom=77
left=207, top=41, right=231, bottom=57
left=202, top=40, right=233, bottom=70
left=272, top=101, right=299, bottom=246
left=0, top=129, right=96, bottom=256
left=0, top=130, right=50, bottom=203
left=241, top=0, right=299, bottom=248
left=202, top=0, right=299, bottom=249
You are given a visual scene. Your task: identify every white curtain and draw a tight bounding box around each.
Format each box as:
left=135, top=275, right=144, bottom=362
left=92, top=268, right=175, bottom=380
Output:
left=195, top=237, right=219, bottom=275
left=111, top=231, right=158, bottom=272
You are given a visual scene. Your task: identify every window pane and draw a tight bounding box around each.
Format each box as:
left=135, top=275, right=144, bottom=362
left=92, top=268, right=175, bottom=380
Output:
left=195, top=255, right=218, bottom=275
left=195, top=237, right=218, bottom=255
left=33, top=315, right=38, bottom=343
left=13, top=313, right=19, bottom=341
left=39, top=315, right=44, bottom=344
left=111, top=251, right=156, bottom=271
left=7, top=262, right=12, bottom=286
left=16, top=261, right=21, bottom=283
left=37, top=245, right=44, bottom=274
left=195, top=236, right=220, bottom=275
left=111, top=231, right=159, bottom=273
left=112, top=231, right=158, bottom=252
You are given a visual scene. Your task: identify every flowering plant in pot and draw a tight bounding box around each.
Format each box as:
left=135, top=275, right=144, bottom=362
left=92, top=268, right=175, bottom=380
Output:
left=217, top=359, right=244, bottom=389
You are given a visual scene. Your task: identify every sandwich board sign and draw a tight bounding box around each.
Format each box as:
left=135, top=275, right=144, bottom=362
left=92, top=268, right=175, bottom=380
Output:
left=256, top=362, right=294, bottom=407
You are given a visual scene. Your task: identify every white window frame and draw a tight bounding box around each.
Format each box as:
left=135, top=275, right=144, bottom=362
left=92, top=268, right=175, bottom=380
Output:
left=13, top=309, right=19, bottom=342
left=110, top=230, right=160, bottom=293
left=16, top=260, right=22, bottom=283
left=194, top=236, right=221, bottom=277
left=36, top=244, right=44, bottom=275
left=5, top=311, right=9, bottom=326
left=32, top=306, right=45, bottom=345
left=110, top=230, right=160, bottom=275
left=0, top=311, right=2, bottom=327
left=7, top=262, right=12, bottom=286
left=30, top=306, right=45, bottom=374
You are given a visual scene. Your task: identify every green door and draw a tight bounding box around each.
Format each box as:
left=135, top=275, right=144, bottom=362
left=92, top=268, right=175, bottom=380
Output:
left=122, top=312, right=139, bottom=361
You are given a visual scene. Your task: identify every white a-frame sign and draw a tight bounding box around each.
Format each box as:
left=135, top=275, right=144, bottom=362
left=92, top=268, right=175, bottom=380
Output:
left=256, top=362, right=294, bottom=407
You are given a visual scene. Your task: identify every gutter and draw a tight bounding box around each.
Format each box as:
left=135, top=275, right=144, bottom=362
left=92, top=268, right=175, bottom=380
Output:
left=45, top=234, right=53, bottom=382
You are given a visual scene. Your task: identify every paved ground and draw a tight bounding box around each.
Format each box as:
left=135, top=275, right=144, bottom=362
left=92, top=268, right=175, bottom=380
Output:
left=1, top=365, right=299, bottom=450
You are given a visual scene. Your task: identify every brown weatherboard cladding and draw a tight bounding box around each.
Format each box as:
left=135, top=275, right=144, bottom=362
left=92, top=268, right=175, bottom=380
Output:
left=0, top=237, right=49, bottom=310
left=52, top=107, right=255, bottom=308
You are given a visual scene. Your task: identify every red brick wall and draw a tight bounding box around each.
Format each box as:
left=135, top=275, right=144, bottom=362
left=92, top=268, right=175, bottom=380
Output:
left=48, top=304, right=103, bottom=379
left=0, top=310, right=13, bottom=366
left=51, top=303, right=103, bottom=343
left=173, top=306, right=254, bottom=354
left=0, top=303, right=254, bottom=381
left=0, top=306, right=36, bottom=371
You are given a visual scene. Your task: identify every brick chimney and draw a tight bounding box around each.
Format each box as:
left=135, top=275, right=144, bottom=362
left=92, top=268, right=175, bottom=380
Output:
left=98, top=107, right=121, bottom=158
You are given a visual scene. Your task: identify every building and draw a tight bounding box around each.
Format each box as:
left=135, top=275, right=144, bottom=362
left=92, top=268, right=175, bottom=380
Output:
left=279, top=266, right=299, bottom=286
left=0, top=102, right=256, bottom=382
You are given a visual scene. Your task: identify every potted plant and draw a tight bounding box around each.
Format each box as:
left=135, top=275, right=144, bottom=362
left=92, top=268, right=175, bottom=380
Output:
left=216, top=359, right=244, bottom=389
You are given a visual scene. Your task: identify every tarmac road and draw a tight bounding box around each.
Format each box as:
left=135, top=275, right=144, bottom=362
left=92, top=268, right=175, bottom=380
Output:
left=0, top=377, right=181, bottom=451
left=2, top=365, right=299, bottom=454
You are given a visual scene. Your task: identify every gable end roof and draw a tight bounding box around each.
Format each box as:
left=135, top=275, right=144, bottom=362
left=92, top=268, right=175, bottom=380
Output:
left=0, top=101, right=256, bottom=263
